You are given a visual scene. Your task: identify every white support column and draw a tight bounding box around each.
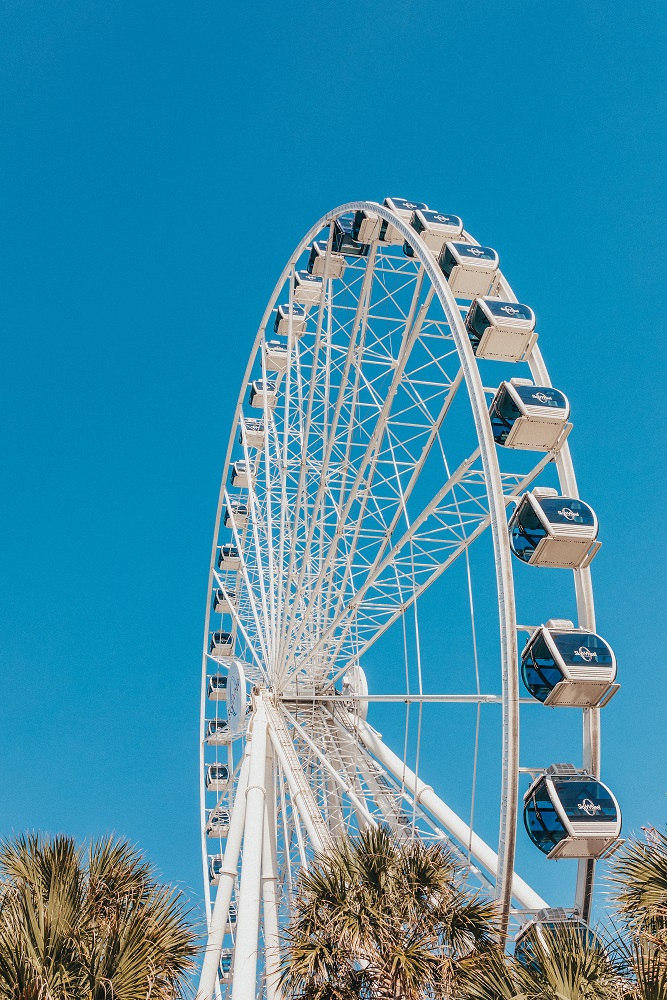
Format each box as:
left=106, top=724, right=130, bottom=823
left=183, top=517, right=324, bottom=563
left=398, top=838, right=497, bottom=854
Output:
left=262, top=747, right=281, bottom=1000
left=354, top=716, right=547, bottom=913
left=232, top=695, right=269, bottom=1000
left=197, top=749, right=251, bottom=1000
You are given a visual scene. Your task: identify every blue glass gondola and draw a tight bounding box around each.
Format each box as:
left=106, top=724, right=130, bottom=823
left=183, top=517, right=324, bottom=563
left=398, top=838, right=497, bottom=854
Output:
left=206, top=763, right=230, bottom=793
left=307, top=241, right=346, bottom=279
left=209, top=630, right=234, bottom=657
left=332, top=217, right=370, bottom=258
left=380, top=197, right=429, bottom=244
left=207, top=673, right=228, bottom=700
left=219, top=949, right=233, bottom=980
left=524, top=763, right=621, bottom=859
left=217, top=545, right=240, bottom=571
left=264, top=339, right=289, bottom=373
left=293, top=269, right=323, bottom=305
left=521, top=618, right=618, bottom=707
left=248, top=379, right=277, bottom=410
left=206, top=807, right=230, bottom=838
left=239, top=418, right=264, bottom=449
left=515, top=908, right=598, bottom=971
left=209, top=854, right=224, bottom=885
left=404, top=210, right=464, bottom=257
left=224, top=500, right=248, bottom=528
left=465, top=297, right=537, bottom=361
left=439, top=243, right=500, bottom=299
left=509, top=488, right=601, bottom=569
left=213, top=588, right=236, bottom=614
left=273, top=303, right=306, bottom=337
left=205, top=718, right=232, bottom=745
left=230, top=460, right=255, bottom=488
left=489, top=379, right=571, bottom=451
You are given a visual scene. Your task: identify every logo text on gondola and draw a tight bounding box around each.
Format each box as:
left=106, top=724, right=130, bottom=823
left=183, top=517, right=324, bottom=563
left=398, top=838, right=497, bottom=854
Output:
left=500, top=305, right=521, bottom=316
left=532, top=392, right=553, bottom=403
left=557, top=507, right=579, bottom=521
left=578, top=798, right=602, bottom=816
left=574, top=646, right=598, bottom=662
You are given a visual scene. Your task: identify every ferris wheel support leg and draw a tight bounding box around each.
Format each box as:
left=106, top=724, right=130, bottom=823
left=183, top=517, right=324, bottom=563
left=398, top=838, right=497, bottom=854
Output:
left=262, top=749, right=281, bottom=1000
left=352, top=717, right=547, bottom=914
left=197, top=748, right=251, bottom=1000
left=232, top=696, right=269, bottom=1000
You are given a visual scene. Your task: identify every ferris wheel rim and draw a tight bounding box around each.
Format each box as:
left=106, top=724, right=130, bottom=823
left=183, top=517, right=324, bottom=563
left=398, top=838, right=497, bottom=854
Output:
left=199, top=199, right=603, bottom=954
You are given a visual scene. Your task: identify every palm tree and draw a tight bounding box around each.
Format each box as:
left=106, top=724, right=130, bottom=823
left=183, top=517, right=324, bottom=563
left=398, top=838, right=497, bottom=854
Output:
left=609, top=829, right=667, bottom=941
left=456, top=922, right=618, bottom=1000
left=608, top=827, right=667, bottom=999
left=280, top=825, right=498, bottom=1000
left=460, top=828, right=667, bottom=1000
left=0, top=832, right=197, bottom=999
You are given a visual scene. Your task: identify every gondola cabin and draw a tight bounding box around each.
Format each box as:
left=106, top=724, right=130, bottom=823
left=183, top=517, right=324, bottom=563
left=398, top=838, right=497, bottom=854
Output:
left=524, top=763, right=621, bottom=859
left=307, top=241, right=346, bottom=279
left=210, top=632, right=233, bottom=658
left=332, top=217, right=369, bottom=257
left=273, top=303, right=306, bottom=337
left=230, top=461, right=256, bottom=489
left=206, top=763, right=230, bottom=793
left=509, top=488, right=601, bottom=569
left=521, top=619, right=618, bottom=707
left=210, top=631, right=234, bottom=658
left=209, top=854, right=223, bottom=885
left=293, top=269, right=323, bottom=305
left=465, top=298, right=537, bottom=361
left=353, top=208, right=382, bottom=243
left=239, top=418, right=264, bottom=450
left=380, top=197, right=429, bottom=244
left=213, top=588, right=236, bottom=614
left=205, top=719, right=232, bottom=745
left=248, top=379, right=277, bottom=410
left=224, top=501, right=249, bottom=528
left=405, top=210, right=464, bottom=257
left=207, top=673, right=228, bottom=700
left=263, top=339, right=290, bottom=373
left=440, top=242, right=500, bottom=298
left=489, top=380, right=571, bottom=451
left=219, top=950, right=233, bottom=981
left=515, top=909, right=596, bottom=971
left=206, top=808, right=230, bottom=838
left=217, top=545, right=241, bottom=571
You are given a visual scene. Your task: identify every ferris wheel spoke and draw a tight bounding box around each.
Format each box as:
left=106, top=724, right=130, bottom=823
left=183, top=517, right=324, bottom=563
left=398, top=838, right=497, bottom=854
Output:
left=297, top=445, right=484, bottom=675
left=280, top=278, right=438, bottom=676
left=320, top=448, right=556, bottom=686
left=272, top=225, right=341, bottom=660
left=275, top=245, right=380, bottom=669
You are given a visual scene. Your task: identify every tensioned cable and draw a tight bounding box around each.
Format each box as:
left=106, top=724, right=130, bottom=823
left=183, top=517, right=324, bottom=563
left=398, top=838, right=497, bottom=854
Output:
left=434, top=425, right=484, bottom=865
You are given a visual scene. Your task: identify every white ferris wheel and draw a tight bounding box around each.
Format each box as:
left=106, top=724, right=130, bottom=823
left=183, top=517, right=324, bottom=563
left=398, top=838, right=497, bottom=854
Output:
left=196, top=199, right=622, bottom=1000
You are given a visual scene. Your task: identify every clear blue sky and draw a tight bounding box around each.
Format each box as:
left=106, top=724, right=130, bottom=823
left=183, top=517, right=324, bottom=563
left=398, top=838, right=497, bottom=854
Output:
left=0, top=0, right=665, bottom=928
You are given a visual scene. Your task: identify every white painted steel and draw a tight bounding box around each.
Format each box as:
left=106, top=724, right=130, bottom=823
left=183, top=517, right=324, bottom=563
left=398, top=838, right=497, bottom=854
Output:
left=199, top=199, right=612, bottom=994
left=261, top=757, right=281, bottom=1000
left=197, top=749, right=250, bottom=1000
left=231, top=696, right=268, bottom=1000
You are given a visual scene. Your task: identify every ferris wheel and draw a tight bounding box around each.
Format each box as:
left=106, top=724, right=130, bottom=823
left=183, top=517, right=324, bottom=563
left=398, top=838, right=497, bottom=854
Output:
left=196, top=199, right=622, bottom=1000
